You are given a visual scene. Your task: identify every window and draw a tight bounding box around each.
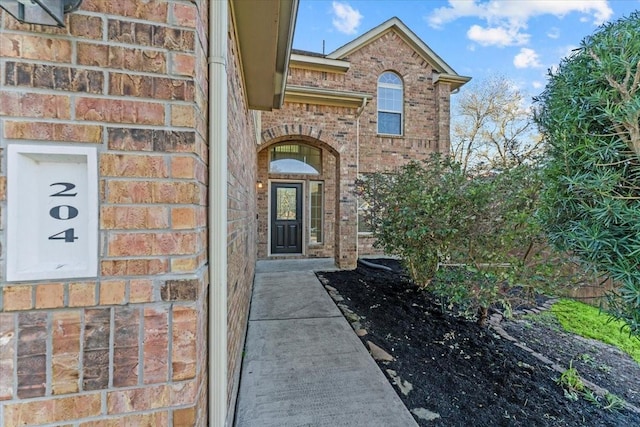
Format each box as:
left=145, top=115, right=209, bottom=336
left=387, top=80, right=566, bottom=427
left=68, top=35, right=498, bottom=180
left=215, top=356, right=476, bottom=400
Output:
left=270, top=144, right=321, bottom=174
left=357, top=173, right=372, bottom=233
left=357, top=198, right=372, bottom=233
left=309, top=181, right=323, bottom=244
left=377, top=72, right=403, bottom=135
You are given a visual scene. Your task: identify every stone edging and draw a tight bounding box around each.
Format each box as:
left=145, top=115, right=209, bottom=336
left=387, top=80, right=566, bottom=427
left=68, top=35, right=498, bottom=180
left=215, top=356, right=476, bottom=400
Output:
left=488, top=300, right=640, bottom=415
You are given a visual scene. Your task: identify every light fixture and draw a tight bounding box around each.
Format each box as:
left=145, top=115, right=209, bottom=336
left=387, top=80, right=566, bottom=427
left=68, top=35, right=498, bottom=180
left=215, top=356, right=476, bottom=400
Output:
left=0, top=0, right=82, bottom=27
left=257, top=181, right=264, bottom=189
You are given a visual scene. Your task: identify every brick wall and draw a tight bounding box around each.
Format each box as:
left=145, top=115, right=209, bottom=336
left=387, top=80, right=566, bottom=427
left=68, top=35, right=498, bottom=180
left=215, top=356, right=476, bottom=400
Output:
left=260, top=106, right=359, bottom=268
left=225, top=18, right=258, bottom=413
left=0, top=1, right=210, bottom=425
left=259, top=28, right=452, bottom=264
left=256, top=139, right=337, bottom=260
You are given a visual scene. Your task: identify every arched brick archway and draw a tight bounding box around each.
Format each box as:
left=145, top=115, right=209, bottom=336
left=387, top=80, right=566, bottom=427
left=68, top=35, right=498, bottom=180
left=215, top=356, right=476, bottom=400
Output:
left=259, top=125, right=335, bottom=151
left=256, top=133, right=355, bottom=268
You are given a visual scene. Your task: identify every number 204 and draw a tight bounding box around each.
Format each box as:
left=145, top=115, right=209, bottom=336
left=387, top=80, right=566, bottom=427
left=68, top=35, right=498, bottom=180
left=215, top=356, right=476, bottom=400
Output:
left=48, top=182, right=79, bottom=243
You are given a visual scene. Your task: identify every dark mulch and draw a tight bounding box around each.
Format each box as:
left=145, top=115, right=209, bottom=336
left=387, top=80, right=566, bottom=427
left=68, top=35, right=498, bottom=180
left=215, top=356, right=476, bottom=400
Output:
left=317, top=259, right=640, bottom=427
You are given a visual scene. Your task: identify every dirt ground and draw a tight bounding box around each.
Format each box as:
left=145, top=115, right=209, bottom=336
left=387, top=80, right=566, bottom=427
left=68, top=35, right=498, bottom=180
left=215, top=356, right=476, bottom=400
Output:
left=317, top=259, right=640, bottom=427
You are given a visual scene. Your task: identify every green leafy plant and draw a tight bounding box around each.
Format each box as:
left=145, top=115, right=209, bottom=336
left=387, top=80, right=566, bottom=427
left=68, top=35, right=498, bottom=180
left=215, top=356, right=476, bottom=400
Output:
left=534, top=12, right=640, bottom=337
left=581, top=389, right=625, bottom=412
left=555, top=362, right=625, bottom=410
left=557, top=362, right=585, bottom=401
left=602, top=393, right=625, bottom=412
left=357, top=155, right=580, bottom=326
left=582, top=389, right=600, bottom=405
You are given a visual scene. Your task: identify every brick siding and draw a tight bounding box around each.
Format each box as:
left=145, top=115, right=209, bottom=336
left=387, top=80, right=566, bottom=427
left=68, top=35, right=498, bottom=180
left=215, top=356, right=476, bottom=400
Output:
left=259, top=29, right=453, bottom=266
left=0, top=1, right=210, bottom=425
left=225, top=18, right=259, bottom=413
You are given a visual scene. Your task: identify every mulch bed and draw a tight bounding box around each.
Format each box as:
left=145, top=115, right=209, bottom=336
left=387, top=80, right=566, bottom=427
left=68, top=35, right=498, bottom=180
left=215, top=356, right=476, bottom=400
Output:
left=317, top=259, right=640, bottom=427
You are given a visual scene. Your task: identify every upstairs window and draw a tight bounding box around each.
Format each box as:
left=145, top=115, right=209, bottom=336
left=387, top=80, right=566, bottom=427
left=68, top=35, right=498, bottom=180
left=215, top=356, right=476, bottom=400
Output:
left=377, top=72, right=403, bottom=135
left=270, top=144, right=321, bottom=174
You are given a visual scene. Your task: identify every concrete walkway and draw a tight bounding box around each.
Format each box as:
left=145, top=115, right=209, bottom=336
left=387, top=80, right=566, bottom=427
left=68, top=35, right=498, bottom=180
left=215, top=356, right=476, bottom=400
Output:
left=234, top=259, right=418, bottom=427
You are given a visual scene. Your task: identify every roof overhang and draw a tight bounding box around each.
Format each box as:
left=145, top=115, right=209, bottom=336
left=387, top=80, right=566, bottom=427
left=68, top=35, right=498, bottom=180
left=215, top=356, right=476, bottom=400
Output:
left=231, top=0, right=299, bottom=110
left=285, top=85, right=371, bottom=108
left=289, top=54, right=350, bottom=73
left=433, top=73, right=472, bottom=91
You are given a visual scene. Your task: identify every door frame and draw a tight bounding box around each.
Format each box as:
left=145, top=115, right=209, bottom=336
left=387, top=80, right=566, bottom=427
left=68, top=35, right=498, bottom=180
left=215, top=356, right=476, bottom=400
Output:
left=268, top=179, right=305, bottom=256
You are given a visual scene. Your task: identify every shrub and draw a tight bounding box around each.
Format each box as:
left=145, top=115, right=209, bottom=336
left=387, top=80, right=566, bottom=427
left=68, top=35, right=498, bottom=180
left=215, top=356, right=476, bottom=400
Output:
left=534, top=12, right=640, bottom=336
left=357, top=155, right=575, bottom=325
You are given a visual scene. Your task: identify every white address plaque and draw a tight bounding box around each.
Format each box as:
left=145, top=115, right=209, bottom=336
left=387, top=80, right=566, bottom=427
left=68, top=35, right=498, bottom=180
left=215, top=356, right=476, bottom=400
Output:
left=7, top=144, right=98, bottom=281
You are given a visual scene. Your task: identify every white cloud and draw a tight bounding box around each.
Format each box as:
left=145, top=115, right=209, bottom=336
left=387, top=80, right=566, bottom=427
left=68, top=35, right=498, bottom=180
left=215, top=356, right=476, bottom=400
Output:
left=331, top=1, right=363, bottom=35
left=467, top=24, right=529, bottom=47
left=547, top=27, right=560, bottom=39
left=513, top=48, right=542, bottom=69
left=428, top=0, right=484, bottom=29
left=428, top=0, right=612, bottom=28
left=427, top=0, right=613, bottom=47
left=558, top=44, right=579, bottom=59
left=532, top=81, right=544, bottom=89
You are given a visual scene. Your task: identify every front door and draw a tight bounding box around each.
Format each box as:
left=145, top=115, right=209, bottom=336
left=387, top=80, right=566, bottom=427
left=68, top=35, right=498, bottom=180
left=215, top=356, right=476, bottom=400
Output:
left=271, top=183, right=303, bottom=254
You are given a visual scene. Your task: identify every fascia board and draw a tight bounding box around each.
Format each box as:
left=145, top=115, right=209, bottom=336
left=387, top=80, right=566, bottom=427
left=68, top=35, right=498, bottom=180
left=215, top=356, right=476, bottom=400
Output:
left=289, top=54, right=350, bottom=73
left=285, top=85, right=371, bottom=108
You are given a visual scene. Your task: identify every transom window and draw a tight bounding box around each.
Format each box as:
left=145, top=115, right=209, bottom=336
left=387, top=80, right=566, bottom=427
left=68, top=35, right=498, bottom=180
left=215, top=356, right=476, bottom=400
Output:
left=270, top=143, right=321, bottom=174
left=377, top=72, right=403, bottom=136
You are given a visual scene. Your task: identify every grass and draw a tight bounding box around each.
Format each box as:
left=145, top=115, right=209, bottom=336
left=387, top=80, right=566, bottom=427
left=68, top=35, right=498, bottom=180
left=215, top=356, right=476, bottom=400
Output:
left=550, top=299, right=640, bottom=364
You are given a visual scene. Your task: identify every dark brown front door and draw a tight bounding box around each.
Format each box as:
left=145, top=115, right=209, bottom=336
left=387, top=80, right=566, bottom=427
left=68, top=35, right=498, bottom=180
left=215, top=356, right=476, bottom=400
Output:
left=271, top=183, right=303, bottom=254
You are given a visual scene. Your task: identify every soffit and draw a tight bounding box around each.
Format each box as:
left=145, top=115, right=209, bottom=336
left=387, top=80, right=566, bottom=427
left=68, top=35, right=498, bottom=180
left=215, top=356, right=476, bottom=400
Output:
left=285, top=85, right=371, bottom=108
left=232, top=0, right=298, bottom=110
left=289, top=54, right=350, bottom=73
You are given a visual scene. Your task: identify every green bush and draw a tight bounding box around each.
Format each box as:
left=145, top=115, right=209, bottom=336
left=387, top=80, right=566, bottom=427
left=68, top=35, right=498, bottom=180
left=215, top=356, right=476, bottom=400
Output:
left=357, top=156, right=467, bottom=286
left=357, top=155, right=574, bottom=325
left=534, top=12, right=640, bottom=336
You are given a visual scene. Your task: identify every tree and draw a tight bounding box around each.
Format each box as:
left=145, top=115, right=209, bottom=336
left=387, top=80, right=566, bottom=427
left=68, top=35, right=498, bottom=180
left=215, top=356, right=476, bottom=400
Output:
left=534, top=12, right=640, bottom=336
left=451, top=77, right=543, bottom=174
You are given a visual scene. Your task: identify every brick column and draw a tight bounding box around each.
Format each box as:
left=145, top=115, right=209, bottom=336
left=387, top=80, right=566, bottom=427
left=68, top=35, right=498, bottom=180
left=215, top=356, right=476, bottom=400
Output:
left=434, top=81, right=452, bottom=154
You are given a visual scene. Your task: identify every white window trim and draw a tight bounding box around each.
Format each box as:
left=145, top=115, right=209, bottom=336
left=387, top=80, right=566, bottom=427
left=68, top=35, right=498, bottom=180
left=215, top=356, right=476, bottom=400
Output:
left=377, top=72, right=404, bottom=136
left=308, top=181, right=324, bottom=245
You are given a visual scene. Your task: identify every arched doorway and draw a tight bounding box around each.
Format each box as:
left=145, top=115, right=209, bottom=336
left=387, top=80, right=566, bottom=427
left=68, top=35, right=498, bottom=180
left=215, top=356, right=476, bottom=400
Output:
left=257, top=138, right=339, bottom=260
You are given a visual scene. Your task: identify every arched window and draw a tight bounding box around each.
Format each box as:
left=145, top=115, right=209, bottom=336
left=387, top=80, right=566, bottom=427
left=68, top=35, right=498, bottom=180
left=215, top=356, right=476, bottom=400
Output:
left=377, top=72, right=403, bottom=135
left=269, top=143, right=321, bottom=174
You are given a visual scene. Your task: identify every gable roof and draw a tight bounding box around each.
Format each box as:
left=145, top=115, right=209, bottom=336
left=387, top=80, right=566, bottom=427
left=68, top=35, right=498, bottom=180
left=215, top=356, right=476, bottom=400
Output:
left=328, top=17, right=470, bottom=89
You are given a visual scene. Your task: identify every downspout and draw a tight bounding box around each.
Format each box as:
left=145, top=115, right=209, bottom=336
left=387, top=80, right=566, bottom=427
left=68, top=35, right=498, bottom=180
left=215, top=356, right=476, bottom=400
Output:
left=209, top=0, right=228, bottom=425
left=354, top=98, right=367, bottom=261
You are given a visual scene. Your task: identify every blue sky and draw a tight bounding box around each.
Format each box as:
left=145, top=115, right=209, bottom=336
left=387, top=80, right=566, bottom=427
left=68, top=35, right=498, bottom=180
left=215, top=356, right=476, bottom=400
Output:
left=293, top=0, right=639, bottom=97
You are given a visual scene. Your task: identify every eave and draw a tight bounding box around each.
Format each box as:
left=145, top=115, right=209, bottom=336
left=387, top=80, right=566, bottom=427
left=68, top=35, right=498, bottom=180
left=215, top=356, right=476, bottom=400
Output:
left=231, top=0, right=299, bottom=110
left=289, top=54, right=350, bottom=74
left=433, top=73, right=471, bottom=91
left=285, top=85, right=371, bottom=108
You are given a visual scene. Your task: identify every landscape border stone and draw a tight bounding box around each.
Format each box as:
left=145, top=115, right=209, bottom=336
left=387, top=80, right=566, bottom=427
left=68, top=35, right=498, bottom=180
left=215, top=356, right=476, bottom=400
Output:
left=489, top=300, right=640, bottom=414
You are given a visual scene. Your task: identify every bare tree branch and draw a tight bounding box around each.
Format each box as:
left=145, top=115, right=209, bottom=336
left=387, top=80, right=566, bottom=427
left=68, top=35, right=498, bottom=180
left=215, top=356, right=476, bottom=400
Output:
left=451, top=77, right=542, bottom=173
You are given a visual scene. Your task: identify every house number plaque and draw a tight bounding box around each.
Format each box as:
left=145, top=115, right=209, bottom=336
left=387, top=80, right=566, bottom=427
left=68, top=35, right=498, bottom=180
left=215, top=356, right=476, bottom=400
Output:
left=7, top=145, right=98, bottom=281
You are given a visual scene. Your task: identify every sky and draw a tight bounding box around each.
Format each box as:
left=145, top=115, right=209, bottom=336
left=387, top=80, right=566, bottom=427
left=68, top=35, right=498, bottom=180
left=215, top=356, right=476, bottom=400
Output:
left=293, top=0, right=640, bottom=98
